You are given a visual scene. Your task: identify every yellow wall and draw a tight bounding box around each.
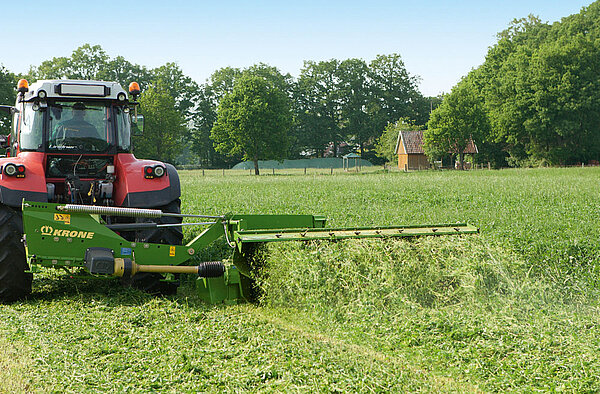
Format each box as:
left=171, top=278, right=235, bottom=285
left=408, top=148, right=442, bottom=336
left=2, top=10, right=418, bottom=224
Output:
left=398, top=154, right=429, bottom=170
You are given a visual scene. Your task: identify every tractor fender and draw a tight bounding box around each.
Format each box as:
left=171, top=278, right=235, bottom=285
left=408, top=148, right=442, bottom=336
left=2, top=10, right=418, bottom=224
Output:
left=0, top=152, right=47, bottom=208
left=113, top=154, right=181, bottom=208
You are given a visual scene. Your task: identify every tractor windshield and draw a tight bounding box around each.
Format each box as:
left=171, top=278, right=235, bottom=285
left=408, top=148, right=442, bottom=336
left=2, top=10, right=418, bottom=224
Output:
left=47, top=102, right=115, bottom=153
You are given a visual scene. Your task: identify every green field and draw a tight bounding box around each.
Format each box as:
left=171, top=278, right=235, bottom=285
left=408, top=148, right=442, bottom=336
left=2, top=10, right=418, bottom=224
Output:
left=2, top=168, right=600, bottom=392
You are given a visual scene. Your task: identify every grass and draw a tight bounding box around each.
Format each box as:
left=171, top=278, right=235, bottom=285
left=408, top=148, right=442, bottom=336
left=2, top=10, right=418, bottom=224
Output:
left=2, top=167, right=600, bottom=391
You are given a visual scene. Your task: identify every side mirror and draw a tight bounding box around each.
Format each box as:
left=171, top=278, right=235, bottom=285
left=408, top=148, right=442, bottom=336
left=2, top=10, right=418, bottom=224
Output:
left=132, top=114, right=144, bottom=136
left=0, top=105, right=18, bottom=115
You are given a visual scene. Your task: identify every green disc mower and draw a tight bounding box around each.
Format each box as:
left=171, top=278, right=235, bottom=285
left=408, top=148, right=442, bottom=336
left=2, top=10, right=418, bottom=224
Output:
left=22, top=200, right=478, bottom=304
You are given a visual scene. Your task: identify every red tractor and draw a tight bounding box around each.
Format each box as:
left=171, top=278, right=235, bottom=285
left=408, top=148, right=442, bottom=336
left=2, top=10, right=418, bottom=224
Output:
left=0, top=79, right=182, bottom=301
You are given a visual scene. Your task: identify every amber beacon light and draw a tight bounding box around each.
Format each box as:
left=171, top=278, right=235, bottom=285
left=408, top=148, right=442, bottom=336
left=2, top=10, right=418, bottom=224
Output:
left=17, top=79, right=29, bottom=94
left=128, top=82, right=140, bottom=97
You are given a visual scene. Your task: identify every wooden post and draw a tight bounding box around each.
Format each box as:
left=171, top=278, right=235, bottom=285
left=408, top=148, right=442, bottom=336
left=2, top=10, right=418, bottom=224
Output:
left=222, top=168, right=225, bottom=176
left=488, top=162, right=491, bottom=170
left=404, top=164, right=408, bottom=172
left=304, top=167, right=307, bottom=175
left=272, top=168, right=275, bottom=175
left=330, top=167, right=333, bottom=175
left=202, top=169, right=205, bottom=176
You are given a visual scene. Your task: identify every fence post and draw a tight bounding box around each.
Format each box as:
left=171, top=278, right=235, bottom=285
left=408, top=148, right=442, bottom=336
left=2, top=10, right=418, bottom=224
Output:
left=223, top=168, right=225, bottom=176
left=202, top=169, right=205, bottom=176
left=304, top=167, right=307, bottom=175
left=272, top=168, right=275, bottom=175
left=330, top=167, right=333, bottom=175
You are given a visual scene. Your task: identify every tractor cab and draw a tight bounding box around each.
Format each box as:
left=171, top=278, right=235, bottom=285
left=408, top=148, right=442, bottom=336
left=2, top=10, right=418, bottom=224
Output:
left=7, top=79, right=142, bottom=155
left=0, top=80, right=178, bottom=209
left=0, top=79, right=144, bottom=205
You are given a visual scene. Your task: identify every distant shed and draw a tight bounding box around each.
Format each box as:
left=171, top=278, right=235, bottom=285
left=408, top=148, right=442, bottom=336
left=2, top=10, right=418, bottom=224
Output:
left=395, top=130, right=430, bottom=170
left=395, top=130, right=479, bottom=170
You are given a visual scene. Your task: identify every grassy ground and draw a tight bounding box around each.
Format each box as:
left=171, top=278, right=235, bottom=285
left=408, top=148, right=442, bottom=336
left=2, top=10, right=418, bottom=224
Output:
left=1, top=167, right=599, bottom=392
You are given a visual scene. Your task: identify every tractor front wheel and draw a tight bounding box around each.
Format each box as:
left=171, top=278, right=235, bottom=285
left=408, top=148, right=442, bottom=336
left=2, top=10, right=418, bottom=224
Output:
left=0, top=205, right=32, bottom=302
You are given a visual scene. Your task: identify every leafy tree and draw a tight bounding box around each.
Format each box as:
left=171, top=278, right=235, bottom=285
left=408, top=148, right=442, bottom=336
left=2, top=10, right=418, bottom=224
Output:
left=375, top=118, right=422, bottom=164
left=455, top=6, right=600, bottom=166
left=211, top=73, right=291, bottom=175
left=370, top=54, right=423, bottom=129
left=336, top=59, right=375, bottom=155
left=294, top=60, right=342, bottom=157
left=424, top=82, right=489, bottom=169
left=0, top=66, right=17, bottom=135
left=152, top=63, right=199, bottom=121
left=102, top=56, right=152, bottom=94
left=135, top=82, right=185, bottom=163
left=32, top=44, right=109, bottom=80
left=191, top=65, right=293, bottom=168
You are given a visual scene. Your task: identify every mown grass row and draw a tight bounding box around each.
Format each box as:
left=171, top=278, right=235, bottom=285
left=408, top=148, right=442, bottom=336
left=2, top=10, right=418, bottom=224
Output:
left=181, top=167, right=600, bottom=391
left=0, top=167, right=599, bottom=391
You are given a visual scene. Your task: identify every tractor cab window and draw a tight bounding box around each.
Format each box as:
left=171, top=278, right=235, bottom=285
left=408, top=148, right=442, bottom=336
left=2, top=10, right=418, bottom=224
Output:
left=114, top=105, right=131, bottom=151
left=47, top=102, right=114, bottom=152
left=20, top=105, right=44, bottom=151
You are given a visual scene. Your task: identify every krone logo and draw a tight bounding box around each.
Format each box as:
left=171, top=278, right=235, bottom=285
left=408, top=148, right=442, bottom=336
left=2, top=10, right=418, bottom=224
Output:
left=41, top=225, right=53, bottom=236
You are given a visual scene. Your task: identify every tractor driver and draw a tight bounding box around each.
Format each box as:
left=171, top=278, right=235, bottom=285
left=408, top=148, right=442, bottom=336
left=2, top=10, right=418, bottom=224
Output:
left=54, top=102, right=99, bottom=141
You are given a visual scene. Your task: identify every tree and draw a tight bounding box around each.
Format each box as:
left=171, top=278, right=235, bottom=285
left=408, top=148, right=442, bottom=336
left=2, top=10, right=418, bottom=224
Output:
left=211, top=73, right=291, bottom=175
left=32, top=44, right=109, bottom=80
left=294, top=60, right=342, bottom=157
left=135, top=82, right=185, bottom=163
left=424, top=82, right=489, bottom=169
left=370, top=54, right=423, bottom=130
left=375, top=118, right=423, bottom=164
left=336, top=59, right=375, bottom=156
left=0, top=66, right=17, bottom=135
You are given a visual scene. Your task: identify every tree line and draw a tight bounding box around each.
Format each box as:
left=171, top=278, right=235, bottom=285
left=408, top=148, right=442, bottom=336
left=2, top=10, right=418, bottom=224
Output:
left=3, top=0, right=595, bottom=170
left=0, top=45, right=435, bottom=169
left=424, top=2, right=600, bottom=167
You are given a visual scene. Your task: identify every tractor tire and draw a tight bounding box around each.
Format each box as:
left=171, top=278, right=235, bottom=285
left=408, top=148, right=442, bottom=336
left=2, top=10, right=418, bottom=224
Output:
left=0, top=205, right=32, bottom=302
left=122, top=198, right=183, bottom=295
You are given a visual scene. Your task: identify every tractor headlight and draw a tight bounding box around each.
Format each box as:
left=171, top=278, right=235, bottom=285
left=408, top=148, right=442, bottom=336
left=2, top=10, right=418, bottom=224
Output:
left=4, top=164, right=17, bottom=176
left=144, top=165, right=166, bottom=179
left=153, top=165, right=165, bottom=177
left=3, top=163, right=25, bottom=178
left=38, top=90, right=47, bottom=99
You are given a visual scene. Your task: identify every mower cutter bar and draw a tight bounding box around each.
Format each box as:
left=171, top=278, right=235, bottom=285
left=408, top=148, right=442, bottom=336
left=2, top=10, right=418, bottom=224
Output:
left=233, top=223, right=479, bottom=243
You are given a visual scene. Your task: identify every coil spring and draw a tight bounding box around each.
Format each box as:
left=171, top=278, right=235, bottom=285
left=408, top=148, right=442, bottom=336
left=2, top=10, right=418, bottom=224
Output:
left=197, top=261, right=225, bottom=278
left=58, top=204, right=163, bottom=218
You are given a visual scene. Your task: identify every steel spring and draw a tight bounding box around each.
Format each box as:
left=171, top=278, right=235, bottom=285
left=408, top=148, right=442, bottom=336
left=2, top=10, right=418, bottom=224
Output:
left=197, top=261, right=225, bottom=278
left=58, top=204, right=163, bottom=218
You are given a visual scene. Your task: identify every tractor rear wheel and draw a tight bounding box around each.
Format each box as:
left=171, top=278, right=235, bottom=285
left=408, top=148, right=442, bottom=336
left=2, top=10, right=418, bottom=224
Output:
left=0, top=205, right=32, bottom=302
left=122, top=198, right=183, bottom=295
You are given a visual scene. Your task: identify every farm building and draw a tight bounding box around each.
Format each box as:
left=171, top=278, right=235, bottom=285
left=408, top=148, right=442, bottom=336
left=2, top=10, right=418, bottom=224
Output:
left=395, top=130, right=478, bottom=170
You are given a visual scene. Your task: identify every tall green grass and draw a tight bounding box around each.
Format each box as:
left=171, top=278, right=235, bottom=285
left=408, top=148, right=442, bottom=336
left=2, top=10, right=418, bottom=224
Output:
left=181, top=167, right=600, bottom=391
left=0, top=167, right=599, bottom=391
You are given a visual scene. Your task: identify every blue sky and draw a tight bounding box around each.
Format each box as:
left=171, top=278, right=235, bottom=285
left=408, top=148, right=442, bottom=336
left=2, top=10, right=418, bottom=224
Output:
left=0, top=0, right=593, bottom=96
